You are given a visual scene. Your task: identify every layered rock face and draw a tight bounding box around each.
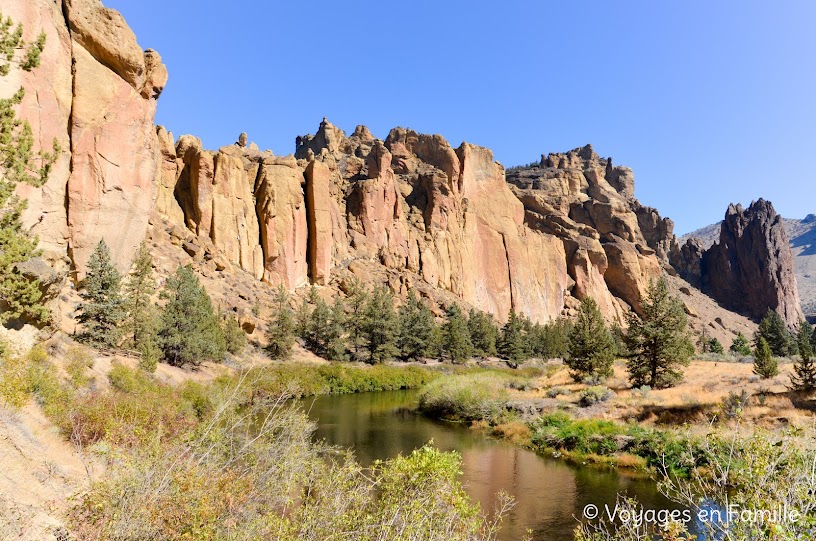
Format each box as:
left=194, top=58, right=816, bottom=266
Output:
left=4, top=0, right=166, bottom=278
left=157, top=120, right=571, bottom=322
left=505, top=146, right=672, bottom=319
left=698, top=200, right=803, bottom=326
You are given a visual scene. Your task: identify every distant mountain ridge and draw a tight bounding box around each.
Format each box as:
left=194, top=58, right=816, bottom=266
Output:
left=682, top=214, right=816, bottom=319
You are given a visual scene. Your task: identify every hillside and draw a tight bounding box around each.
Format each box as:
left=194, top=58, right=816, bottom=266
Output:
left=682, top=214, right=816, bottom=319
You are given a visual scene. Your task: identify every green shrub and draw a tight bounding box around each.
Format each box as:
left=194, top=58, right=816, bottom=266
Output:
left=545, top=386, right=570, bottom=398
left=578, top=385, right=612, bottom=407
left=417, top=373, right=511, bottom=424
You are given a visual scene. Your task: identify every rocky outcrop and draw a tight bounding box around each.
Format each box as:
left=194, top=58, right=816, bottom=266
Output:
left=700, top=200, right=803, bottom=326
left=6, top=0, right=166, bottom=279
left=506, top=145, right=670, bottom=318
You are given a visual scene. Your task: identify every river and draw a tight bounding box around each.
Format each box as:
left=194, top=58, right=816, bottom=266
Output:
left=300, top=389, right=680, bottom=541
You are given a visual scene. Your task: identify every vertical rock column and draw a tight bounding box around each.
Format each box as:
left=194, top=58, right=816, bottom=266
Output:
left=305, top=160, right=333, bottom=285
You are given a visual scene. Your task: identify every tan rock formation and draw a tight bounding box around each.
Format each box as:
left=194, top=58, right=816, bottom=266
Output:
left=506, top=144, right=665, bottom=317
left=305, top=161, right=334, bottom=285
left=8, top=0, right=167, bottom=278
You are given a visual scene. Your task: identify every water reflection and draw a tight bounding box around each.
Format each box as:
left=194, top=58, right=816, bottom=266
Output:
left=300, top=390, right=679, bottom=541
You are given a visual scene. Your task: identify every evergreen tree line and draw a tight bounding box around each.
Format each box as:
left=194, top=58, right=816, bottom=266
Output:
left=265, top=279, right=578, bottom=365
left=76, top=239, right=245, bottom=371
left=744, top=308, right=816, bottom=391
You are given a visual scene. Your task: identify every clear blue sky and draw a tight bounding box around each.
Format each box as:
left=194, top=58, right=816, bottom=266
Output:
left=105, top=0, right=815, bottom=235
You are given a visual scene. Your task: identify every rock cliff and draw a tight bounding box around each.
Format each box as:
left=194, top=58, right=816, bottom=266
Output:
left=676, top=200, right=804, bottom=327
left=4, top=0, right=796, bottom=339
left=4, top=0, right=166, bottom=279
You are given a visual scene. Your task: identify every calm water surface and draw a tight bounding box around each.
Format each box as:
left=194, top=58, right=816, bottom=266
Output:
left=300, top=390, right=681, bottom=541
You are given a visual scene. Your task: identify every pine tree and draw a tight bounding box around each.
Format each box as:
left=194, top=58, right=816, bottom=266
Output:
left=221, top=313, right=247, bottom=355
left=77, top=239, right=125, bottom=348
left=708, top=338, right=724, bottom=354
left=790, top=320, right=816, bottom=392
left=305, top=296, right=346, bottom=360
left=530, top=318, right=572, bottom=359
left=730, top=332, right=752, bottom=356
left=324, top=298, right=348, bottom=361
left=498, top=308, right=528, bottom=366
left=0, top=15, right=58, bottom=325
left=467, top=309, right=498, bottom=358
left=442, top=304, right=473, bottom=364
left=294, top=297, right=312, bottom=343
left=624, top=277, right=694, bottom=389
left=361, top=287, right=399, bottom=363
left=344, top=278, right=368, bottom=359
left=266, top=285, right=295, bottom=360
left=158, top=265, right=225, bottom=367
left=397, top=291, right=436, bottom=361
left=753, top=336, right=778, bottom=379
left=566, top=297, right=615, bottom=383
left=122, top=242, right=156, bottom=349
left=755, top=309, right=792, bottom=357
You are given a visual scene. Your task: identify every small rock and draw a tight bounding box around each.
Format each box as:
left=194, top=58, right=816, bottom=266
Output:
left=182, top=242, right=202, bottom=258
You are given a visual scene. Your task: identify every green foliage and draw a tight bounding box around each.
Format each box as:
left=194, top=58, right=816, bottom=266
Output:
left=343, top=278, right=368, bottom=358
left=498, top=308, right=529, bottom=366
left=467, top=308, right=498, bottom=358
left=720, top=389, right=750, bottom=419
left=529, top=317, right=572, bottom=359
left=0, top=14, right=58, bottom=325
left=396, top=291, right=436, bottom=360
left=708, top=337, right=724, bottom=354
left=578, top=385, right=613, bottom=407
left=442, top=304, right=473, bottom=363
left=755, top=309, right=793, bottom=357
left=730, top=332, right=752, bottom=356
left=158, top=265, right=225, bottom=367
left=122, top=242, right=158, bottom=351
left=624, top=277, right=694, bottom=389
left=266, top=285, right=295, bottom=360
left=753, top=336, right=778, bottom=379
left=77, top=239, right=125, bottom=348
left=567, top=297, right=615, bottom=382
left=361, top=286, right=399, bottom=363
left=417, top=373, right=512, bottom=424
left=791, top=320, right=816, bottom=392
left=302, top=295, right=346, bottom=361
left=220, top=313, right=246, bottom=355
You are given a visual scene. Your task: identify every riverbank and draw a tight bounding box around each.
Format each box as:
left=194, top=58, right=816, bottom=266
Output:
left=416, top=359, right=816, bottom=475
left=0, top=339, right=523, bottom=540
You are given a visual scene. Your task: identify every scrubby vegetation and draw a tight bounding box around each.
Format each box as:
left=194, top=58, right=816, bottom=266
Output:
left=417, top=373, right=514, bottom=424
left=1, top=347, right=510, bottom=540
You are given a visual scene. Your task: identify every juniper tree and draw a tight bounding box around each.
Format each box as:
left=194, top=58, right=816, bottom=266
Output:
left=755, top=309, right=793, bottom=357
left=498, top=307, right=529, bottom=366
left=77, top=239, right=125, bottom=348
left=566, top=297, right=615, bottom=383
left=624, top=277, right=694, bottom=389
left=753, top=336, right=778, bottom=379
left=361, top=286, right=399, bottom=363
left=730, top=332, right=752, bottom=356
left=397, top=291, right=436, bottom=361
left=529, top=317, right=572, bottom=359
left=158, top=265, right=225, bottom=367
left=122, top=242, right=157, bottom=349
left=266, top=285, right=295, bottom=360
left=442, top=304, right=473, bottom=364
left=0, top=14, right=58, bottom=324
left=790, top=320, right=816, bottom=392
left=344, top=278, right=368, bottom=358
left=221, top=313, right=246, bottom=355
left=467, top=308, right=498, bottom=358
left=708, top=338, right=724, bottom=354
left=305, top=296, right=346, bottom=360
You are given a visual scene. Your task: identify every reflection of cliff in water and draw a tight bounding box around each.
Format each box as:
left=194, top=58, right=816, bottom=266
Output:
left=301, top=389, right=679, bottom=541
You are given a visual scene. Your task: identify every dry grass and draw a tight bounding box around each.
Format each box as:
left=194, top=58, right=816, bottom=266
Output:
left=529, top=358, right=814, bottom=427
